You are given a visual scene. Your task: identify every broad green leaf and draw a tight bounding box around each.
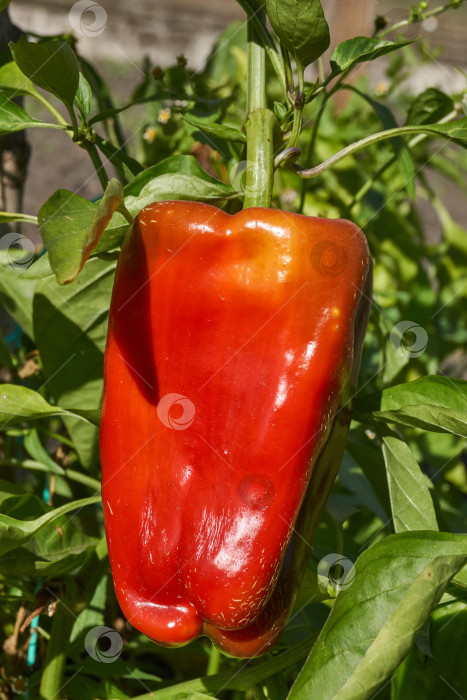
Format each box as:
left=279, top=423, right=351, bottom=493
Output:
left=355, top=376, right=467, bottom=414
left=24, top=428, right=65, bottom=475
left=406, top=88, right=454, bottom=126
left=0, top=58, right=40, bottom=99
left=0, top=265, right=37, bottom=339
left=183, top=115, right=246, bottom=143
left=131, top=639, right=314, bottom=699
left=126, top=174, right=235, bottom=215
left=346, top=426, right=391, bottom=520
left=33, top=257, right=114, bottom=467
left=392, top=600, right=467, bottom=699
left=0, top=537, right=96, bottom=578
left=373, top=405, right=467, bottom=438
left=266, top=0, right=330, bottom=69
left=125, top=154, right=233, bottom=195
left=289, top=532, right=467, bottom=700
left=0, top=384, right=100, bottom=428
left=88, top=179, right=125, bottom=254
left=0, top=480, right=28, bottom=506
left=338, top=453, right=387, bottom=522
left=19, top=252, right=54, bottom=280
left=452, top=565, right=467, bottom=591
left=124, top=156, right=234, bottom=215
left=39, top=187, right=127, bottom=285
left=75, top=71, right=92, bottom=118
left=380, top=428, right=438, bottom=532
left=424, top=116, right=467, bottom=147
left=0, top=494, right=100, bottom=557
left=0, top=501, right=98, bottom=578
left=69, top=573, right=107, bottom=645
left=330, top=36, right=415, bottom=74
left=0, top=93, right=64, bottom=135
left=0, top=0, right=12, bottom=10
left=9, top=37, right=79, bottom=113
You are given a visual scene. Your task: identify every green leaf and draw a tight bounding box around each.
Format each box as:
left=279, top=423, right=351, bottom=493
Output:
left=0, top=0, right=13, bottom=10
left=0, top=494, right=100, bottom=557
left=330, top=36, right=415, bottom=74
left=266, top=0, right=330, bottom=69
left=380, top=428, right=438, bottom=532
left=0, top=59, right=40, bottom=99
left=289, top=532, right=467, bottom=700
left=392, top=599, right=467, bottom=699
left=69, top=573, right=107, bottom=645
left=95, top=134, right=144, bottom=178
left=0, top=537, right=96, bottom=579
left=0, top=505, right=98, bottom=578
left=0, top=93, right=64, bottom=135
left=131, top=639, right=314, bottom=699
left=338, top=453, right=388, bottom=522
left=182, top=115, right=246, bottom=143
left=355, top=376, right=467, bottom=414
left=33, top=257, right=114, bottom=467
left=0, top=265, right=37, bottom=340
left=124, top=155, right=234, bottom=215
left=426, top=116, right=467, bottom=147
left=373, top=405, right=467, bottom=438
left=9, top=37, right=79, bottom=113
left=38, top=186, right=127, bottom=285
left=356, top=378, right=467, bottom=437
left=0, top=384, right=100, bottom=428
left=126, top=174, right=234, bottom=215
left=75, top=72, right=92, bottom=118
left=406, top=88, right=454, bottom=126
left=346, top=426, right=391, bottom=520
left=23, top=428, right=65, bottom=475
left=274, top=100, right=290, bottom=122
left=19, top=253, right=54, bottom=280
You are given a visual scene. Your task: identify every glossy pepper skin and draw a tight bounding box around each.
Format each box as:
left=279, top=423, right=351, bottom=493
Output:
left=100, top=201, right=372, bottom=658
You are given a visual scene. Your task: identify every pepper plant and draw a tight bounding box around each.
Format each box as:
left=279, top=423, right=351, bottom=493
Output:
left=0, top=0, right=466, bottom=699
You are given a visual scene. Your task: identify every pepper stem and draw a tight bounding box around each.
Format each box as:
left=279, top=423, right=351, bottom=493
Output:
left=243, top=6, right=276, bottom=209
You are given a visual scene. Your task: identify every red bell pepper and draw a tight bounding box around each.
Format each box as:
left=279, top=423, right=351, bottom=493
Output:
left=100, top=200, right=372, bottom=657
